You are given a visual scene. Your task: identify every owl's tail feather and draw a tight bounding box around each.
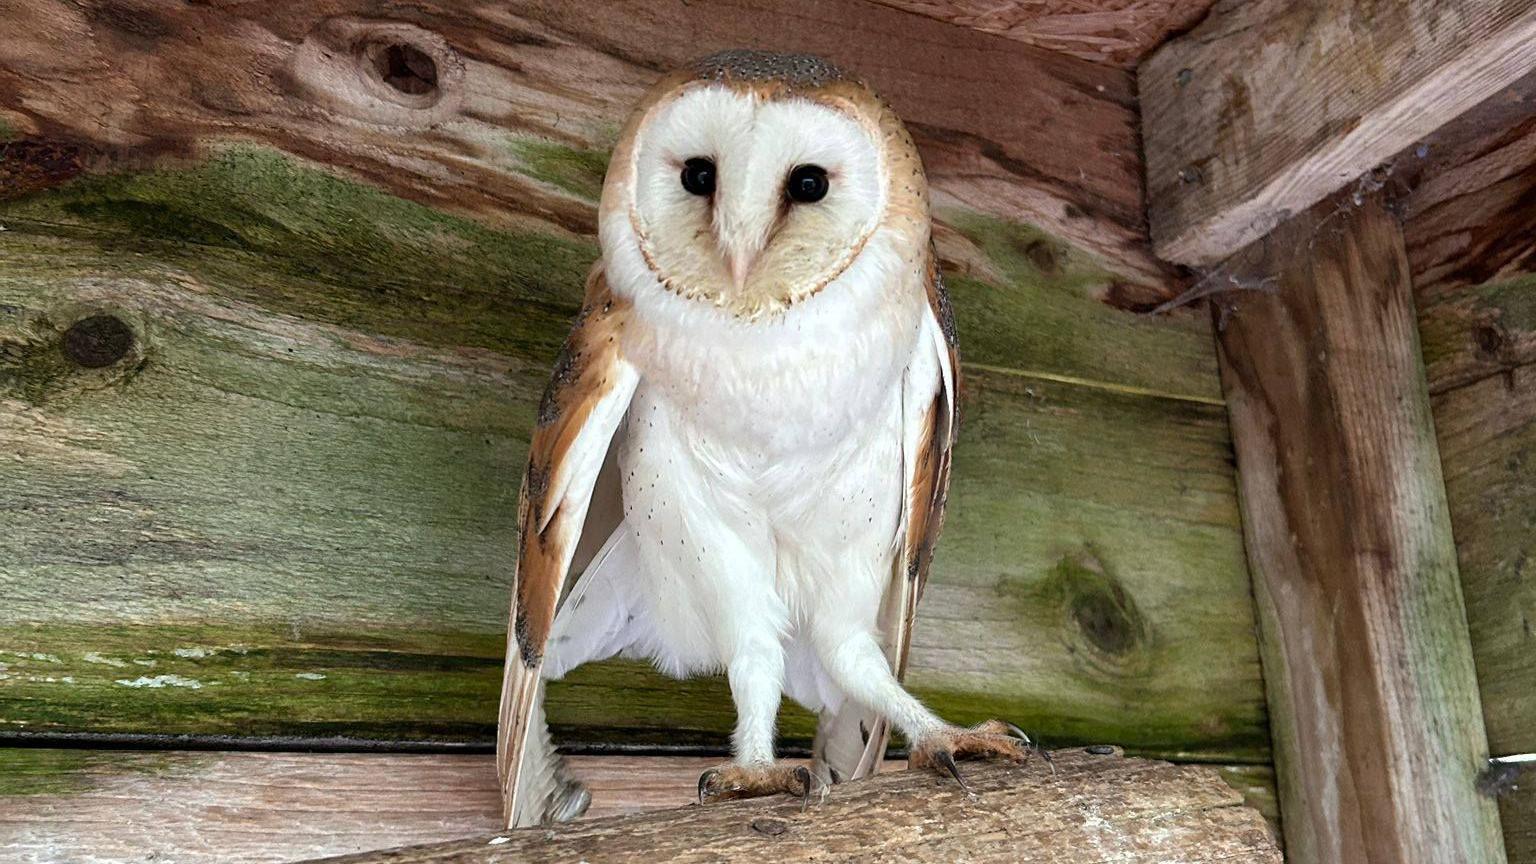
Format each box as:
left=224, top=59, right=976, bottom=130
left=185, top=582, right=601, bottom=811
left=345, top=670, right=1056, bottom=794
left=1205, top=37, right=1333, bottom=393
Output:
left=510, top=681, right=591, bottom=828
left=812, top=705, right=888, bottom=786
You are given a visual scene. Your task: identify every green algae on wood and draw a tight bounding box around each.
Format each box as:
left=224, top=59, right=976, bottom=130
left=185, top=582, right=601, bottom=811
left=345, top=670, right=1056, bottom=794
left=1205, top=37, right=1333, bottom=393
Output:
left=1419, top=273, right=1536, bottom=394
left=1431, top=368, right=1536, bottom=757
left=0, top=145, right=597, bottom=366
left=1, top=147, right=1261, bottom=763
left=504, top=138, right=611, bottom=202
left=939, top=210, right=1223, bottom=403
left=1419, top=273, right=1536, bottom=761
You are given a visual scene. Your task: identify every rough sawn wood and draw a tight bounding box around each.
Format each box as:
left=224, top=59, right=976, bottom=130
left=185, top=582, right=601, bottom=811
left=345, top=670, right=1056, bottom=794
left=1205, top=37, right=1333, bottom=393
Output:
left=1140, top=0, right=1536, bottom=266
left=298, top=749, right=1280, bottom=864
left=1214, top=193, right=1506, bottom=864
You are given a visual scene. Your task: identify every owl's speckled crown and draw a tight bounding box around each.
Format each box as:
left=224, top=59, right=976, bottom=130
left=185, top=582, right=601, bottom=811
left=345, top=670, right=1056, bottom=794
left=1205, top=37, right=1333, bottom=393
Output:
left=691, top=49, right=855, bottom=90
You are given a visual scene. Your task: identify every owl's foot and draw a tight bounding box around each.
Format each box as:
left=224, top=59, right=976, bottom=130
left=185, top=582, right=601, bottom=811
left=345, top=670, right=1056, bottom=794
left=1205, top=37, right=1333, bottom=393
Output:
left=908, top=720, right=1050, bottom=794
left=697, top=761, right=821, bottom=805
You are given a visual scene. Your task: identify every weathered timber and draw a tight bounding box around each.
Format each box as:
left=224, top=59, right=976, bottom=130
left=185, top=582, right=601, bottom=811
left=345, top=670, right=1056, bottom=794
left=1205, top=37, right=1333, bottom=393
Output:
left=1215, top=192, right=1505, bottom=863
left=1435, top=369, right=1536, bottom=864
left=1140, top=0, right=1536, bottom=266
left=298, top=750, right=1280, bottom=864
left=863, top=0, right=1217, bottom=67
left=1421, top=280, right=1536, bottom=761
left=0, top=148, right=1262, bottom=759
left=0, top=0, right=1175, bottom=289
left=0, top=751, right=732, bottom=864
left=1505, top=778, right=1536, bottom=864
left=1398, top=68, right=1536, bottom=298
left=1406, top=97, right=1536, bottom=855
left=1417, top=268, right=1536, bottom=864
left=0, top=748, right=1280, bottom=864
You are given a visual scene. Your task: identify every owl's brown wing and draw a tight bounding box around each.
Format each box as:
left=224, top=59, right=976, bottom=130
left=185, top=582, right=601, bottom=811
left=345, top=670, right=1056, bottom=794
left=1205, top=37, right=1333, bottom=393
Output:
left=851, top=252, right=959, bottom=778
left=497, top=266, right=638, bottom=824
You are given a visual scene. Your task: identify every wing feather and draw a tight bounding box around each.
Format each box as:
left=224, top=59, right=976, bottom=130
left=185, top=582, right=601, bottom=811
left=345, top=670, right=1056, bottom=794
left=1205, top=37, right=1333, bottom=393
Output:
left=853, top=250, right=959, bottom=777
left=498, top=267, right=638, bottom=825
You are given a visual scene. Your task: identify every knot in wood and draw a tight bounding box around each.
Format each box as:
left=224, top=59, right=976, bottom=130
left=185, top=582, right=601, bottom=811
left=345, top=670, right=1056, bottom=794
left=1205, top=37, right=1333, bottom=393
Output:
left=367, top=42, right=438, bottom=97
left=61, top=315, right=134, bottom=368
left=1046, top=552, right=1151, bottom=672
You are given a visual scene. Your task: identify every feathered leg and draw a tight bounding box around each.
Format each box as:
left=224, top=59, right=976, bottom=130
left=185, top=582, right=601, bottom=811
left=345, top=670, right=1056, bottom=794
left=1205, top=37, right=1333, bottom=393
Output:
left=510, top=681, right=591, bottom=827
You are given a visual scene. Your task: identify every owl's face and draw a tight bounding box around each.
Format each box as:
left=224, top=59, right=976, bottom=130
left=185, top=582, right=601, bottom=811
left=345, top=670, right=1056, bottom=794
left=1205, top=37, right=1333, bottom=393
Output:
left=608, top=79, right=894, bottom=318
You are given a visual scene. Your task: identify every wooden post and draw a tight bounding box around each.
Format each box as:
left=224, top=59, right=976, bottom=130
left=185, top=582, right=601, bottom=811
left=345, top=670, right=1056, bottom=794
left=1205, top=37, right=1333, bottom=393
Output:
left=295, top=751, right=1281, bottom=864
left=1215, top=192, right=1506, bottom=863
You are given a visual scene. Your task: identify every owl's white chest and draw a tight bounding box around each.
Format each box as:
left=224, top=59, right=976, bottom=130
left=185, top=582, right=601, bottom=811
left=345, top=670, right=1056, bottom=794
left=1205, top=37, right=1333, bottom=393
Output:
left=607, top=248, right=927, bottom=681
left=625, top=292, right=921, bottom=456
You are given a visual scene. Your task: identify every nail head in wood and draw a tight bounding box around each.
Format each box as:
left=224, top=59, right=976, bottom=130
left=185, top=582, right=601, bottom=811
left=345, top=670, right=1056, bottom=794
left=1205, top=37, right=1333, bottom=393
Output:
left=751, top=817, right=790, bottom=837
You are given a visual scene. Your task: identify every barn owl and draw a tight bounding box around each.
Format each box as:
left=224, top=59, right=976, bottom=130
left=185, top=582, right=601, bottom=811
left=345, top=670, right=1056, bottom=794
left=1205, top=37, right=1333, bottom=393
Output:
left=497, top=50, right=1034, bottom=828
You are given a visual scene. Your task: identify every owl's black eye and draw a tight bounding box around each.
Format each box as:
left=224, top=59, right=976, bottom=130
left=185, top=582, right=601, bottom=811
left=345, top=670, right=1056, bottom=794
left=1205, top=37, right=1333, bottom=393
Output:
left=786, top=164, right=829, bottom=203
left=680, top=158, right=716, bottom=196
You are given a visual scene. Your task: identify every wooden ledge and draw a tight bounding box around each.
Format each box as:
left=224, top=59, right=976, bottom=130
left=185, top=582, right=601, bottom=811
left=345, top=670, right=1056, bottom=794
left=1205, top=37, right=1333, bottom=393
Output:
left=300, top=749, right=1280, bottom=864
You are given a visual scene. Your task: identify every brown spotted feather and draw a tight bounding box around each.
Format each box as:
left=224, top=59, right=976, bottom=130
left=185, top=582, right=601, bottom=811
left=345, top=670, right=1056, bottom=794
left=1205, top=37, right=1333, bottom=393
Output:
left=498, top=266, right=633, bottom=820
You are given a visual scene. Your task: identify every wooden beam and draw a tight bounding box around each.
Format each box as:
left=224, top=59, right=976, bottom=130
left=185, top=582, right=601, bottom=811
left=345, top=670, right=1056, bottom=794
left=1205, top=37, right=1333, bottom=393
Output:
left=861, top=0, right=1217, bottom=67
left=1214, top=192, right=1506, bottom=863
left=296, top=751, right=1279, bottom=864
left=0, top=748, right=1279, bottom=864
left=0, top=0, right=1173, bottom=289
left=1398, top=68, right=1536, bottom=297
left=1140, top=0, right=1536, bottom=266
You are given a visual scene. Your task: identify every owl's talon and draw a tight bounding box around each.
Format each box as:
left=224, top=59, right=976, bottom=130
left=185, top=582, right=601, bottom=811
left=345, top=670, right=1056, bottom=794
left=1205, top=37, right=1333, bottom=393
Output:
left=1038, top=746, right=1058, bottom=776
left=910, top=719, right=1048, bottom=794
left=698, top=762, right=817, bottom=805
left=698, top=768, right=721, bottom=803
left=934, top=749, right=972, bottom=795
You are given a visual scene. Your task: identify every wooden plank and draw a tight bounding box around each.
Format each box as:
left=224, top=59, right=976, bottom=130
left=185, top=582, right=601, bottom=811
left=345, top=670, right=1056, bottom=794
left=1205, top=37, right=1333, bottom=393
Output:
left=306, top=750, right=1280, bottom=864
left=1423, top=286, right=1536, bottom=760
left=0, top=147, right=1263, bottom=760
left=1419, top=272, right=1536, bottom=861
left=1214, top=193, right=1505, bottom=863
left=0, top=748, right=1279, bottom=864
left=1399, top=69, right=1536, bottom=298
left=1140, top=0, right=1536, bottom=266
left=0, top=0, right=1175, bottom=289
left=862, top=0, right=1217, bottom=67
left=0, top=750, right=714, bottom=864
left=1504, top=780, right=1536, bottom=864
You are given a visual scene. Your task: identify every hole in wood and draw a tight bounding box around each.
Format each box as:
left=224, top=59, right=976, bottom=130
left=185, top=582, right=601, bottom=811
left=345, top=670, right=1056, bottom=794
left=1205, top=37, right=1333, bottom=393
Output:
left=61, top=314, right=134, bottom=368
left=1474, top=322, right=1507, bottom=359
left=370, top=42, right=438, bottom=95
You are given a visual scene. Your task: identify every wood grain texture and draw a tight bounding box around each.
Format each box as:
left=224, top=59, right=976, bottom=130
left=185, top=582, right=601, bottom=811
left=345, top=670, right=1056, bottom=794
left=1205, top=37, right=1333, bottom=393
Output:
left=301, top=750, right=1280, bottom=864
left=0, top=0, right=1175, bottom=289
left=1421, top=279, right=1536, bottom=768
left=864, top=0, right=1216, bottom=67
left=1504, top=779, right=1536, bottom=864
left=1140, top=0, right=1536, bottom=266
left=0, top=148, right=1263, bottom=760
left=1215, top=194, right=1505, bottom=864
left=0, top=748, right=1281, bottom=864
left=0, top=750, right=754, bottom=864
left=1399, top=68, right=1536, bottom=300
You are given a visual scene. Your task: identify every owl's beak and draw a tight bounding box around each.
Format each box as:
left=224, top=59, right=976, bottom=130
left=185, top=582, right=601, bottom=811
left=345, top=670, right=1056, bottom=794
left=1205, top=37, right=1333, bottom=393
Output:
left=726, top=251, right=755, bottom=292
